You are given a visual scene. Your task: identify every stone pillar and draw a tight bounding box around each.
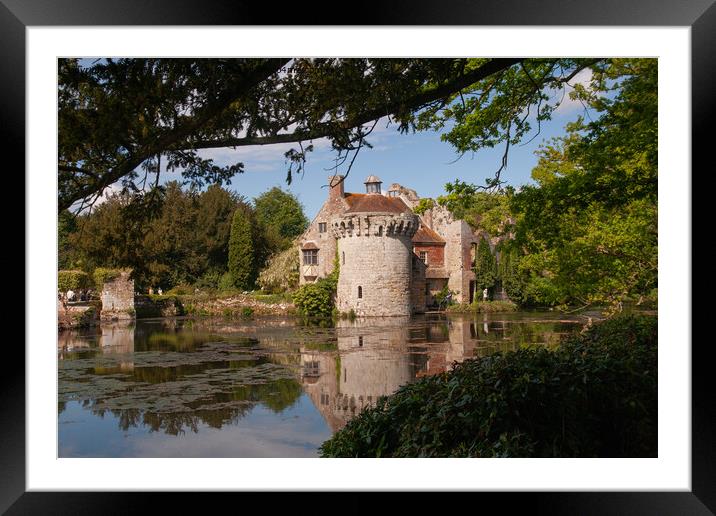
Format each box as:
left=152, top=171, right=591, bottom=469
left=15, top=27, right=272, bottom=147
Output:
left=100, top=270, right=135, bottom=321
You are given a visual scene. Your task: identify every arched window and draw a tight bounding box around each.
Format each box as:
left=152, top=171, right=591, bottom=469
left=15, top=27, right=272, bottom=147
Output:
left=358, top=286, right=362, bottom=299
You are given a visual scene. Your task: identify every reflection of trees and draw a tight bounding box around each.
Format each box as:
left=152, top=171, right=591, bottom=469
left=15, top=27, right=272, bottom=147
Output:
left=79, top=374, right=302, bottom=435
left=61, top=313, right=582, bottom=439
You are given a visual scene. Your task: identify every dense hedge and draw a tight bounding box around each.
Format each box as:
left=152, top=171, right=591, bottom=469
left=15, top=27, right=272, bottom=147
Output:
left=93, top=267, right=123, bottom=289
left=320, top=315, right=657, bottom=458
left=58, top=270, right=91, bottom=292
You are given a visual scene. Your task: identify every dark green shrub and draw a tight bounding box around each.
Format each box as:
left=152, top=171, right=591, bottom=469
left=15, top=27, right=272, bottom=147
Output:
left=218, top=272, right=236, bottom=292
left=320, top=315, right=657, bottom=458
left=293, top=277, right=336, bottom=319
left=228, top=206, right=258, bottom=290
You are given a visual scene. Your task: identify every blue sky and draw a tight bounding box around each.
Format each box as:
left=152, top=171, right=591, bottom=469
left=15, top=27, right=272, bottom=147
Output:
left=198, top=91, right=593, bottom=221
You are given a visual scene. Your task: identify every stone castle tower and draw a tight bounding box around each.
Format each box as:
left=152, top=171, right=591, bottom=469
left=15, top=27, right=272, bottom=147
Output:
left=331, top=176, right=419, bottom=317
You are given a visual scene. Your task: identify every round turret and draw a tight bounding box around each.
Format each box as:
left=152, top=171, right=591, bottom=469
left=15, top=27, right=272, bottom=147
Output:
left=332, top=205, right=419, bottom=316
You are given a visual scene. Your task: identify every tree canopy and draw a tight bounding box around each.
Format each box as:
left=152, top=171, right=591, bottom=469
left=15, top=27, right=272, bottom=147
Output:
left=431, top=58, right=657, bottom=311
left=59, top=57, right=605, bottom=213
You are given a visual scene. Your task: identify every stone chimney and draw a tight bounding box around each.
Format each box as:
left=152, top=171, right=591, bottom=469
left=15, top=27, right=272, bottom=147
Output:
left=328, top=175, right=345, bottom=199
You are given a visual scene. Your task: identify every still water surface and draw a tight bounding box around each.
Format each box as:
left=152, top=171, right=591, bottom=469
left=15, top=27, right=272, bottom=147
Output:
left=58, top=312, right=587, bottom=457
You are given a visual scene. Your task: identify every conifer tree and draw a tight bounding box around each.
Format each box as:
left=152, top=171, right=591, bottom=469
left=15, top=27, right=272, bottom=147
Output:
left=228, top=206, right=257, bottom=290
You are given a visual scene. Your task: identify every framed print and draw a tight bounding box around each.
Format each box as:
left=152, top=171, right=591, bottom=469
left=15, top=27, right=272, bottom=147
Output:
left=5, top=0, right=713, bottom=512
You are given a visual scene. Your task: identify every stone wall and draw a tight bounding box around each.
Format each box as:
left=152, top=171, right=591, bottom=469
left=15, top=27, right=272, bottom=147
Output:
left=410, top=255, right=427, bottom=314
left=100, top=271, right=135, bottom=321
left=58, top=299, right=100, bottom=330
left=333, top=212, right=418, bottom=316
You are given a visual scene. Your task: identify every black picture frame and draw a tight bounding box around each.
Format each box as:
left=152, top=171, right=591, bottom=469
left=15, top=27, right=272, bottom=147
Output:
left=6, top=1, right=712, bottom=513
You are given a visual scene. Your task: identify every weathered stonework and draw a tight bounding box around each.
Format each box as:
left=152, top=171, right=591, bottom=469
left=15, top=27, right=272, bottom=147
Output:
left=297, top=174, right=513, bottom=316
left=100, top=271, right=135, bottom=321
left=332, top=211, right=418, bottom=317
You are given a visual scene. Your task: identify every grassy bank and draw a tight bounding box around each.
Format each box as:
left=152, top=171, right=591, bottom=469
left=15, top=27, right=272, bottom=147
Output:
left=175, top=290, right=295, bottom=318
left=320, top=314, right=657, bottom=458
left=445, top=300, right=519, bottom=313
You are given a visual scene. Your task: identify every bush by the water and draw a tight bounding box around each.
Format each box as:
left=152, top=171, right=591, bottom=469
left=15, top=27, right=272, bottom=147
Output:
left=320, top=315, right=657, bottom=458
left=292, top=275, right=337, bottom=318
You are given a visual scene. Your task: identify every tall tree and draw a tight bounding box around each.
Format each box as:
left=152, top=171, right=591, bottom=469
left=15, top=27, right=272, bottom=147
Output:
left=253, top=187, right=309, bottom=254
left=228, top=205, right=258, bottom=290
left=509, top=59, right=658, bottom=310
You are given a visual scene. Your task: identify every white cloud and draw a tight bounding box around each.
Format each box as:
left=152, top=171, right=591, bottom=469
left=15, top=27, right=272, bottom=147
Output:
left=553, top=67, right=595, bottom=114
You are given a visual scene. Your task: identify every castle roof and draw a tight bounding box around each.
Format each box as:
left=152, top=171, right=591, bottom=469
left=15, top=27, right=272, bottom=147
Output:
left=412, top=225, right=446, bottom=245
left=364, top=175, right=382, bottom=183
left=344, top=193, right=412, bottom=214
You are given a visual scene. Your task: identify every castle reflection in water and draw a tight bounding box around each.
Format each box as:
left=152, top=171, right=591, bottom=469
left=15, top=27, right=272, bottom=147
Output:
left=58, top=314, right=580, bottom=435
left=299, top=314, right=573, bottom=432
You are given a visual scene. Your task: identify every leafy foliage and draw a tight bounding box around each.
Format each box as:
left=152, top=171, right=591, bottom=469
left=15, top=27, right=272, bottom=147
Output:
left=474, top=238, right=498, bottom=293
left=292, top=277, right=337, bottom=319
left=425, top=59, right=657, bottom=311
left=257, top=245, right=300, bottom=293
left=59, top=58, right=605, bottom=212
left=64, top=182, right=287, bottom=292
left=436, top=181, right=514, bottom=235
left=509, top=59, right=658, bottom=310
left=92, top=267, right=123, bottom=290
left=292, top=246, right=339, bottom=318
left=63, top=182, right=310, bottom=293
left=253, top=187, right=309, bottom=253
left=320, top=315, right=657, bottom=457
left=412, top=198, right=435, bottom=215
left=228, top=206, right=258, bottom=290
left=58, top=270, right=91, bottom=292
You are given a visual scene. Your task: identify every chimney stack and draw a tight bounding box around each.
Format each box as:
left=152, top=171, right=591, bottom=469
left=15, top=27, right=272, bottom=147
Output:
left=328, top=175, right=345, bottom=200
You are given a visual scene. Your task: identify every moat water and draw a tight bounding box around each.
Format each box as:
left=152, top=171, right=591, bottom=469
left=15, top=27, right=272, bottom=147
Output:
left=58, top=312, right=590, bottom=457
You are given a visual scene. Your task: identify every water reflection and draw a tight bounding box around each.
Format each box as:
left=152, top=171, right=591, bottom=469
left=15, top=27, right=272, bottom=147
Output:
left=58, top=312, right=584, bottom=456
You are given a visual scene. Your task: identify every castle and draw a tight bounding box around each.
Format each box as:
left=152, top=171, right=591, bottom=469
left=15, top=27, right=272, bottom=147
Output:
left=298, top=175, right=501, bottom=316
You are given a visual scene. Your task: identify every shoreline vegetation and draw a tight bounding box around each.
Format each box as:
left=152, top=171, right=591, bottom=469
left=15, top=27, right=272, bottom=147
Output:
left=319, top=314, right=657, bottom=458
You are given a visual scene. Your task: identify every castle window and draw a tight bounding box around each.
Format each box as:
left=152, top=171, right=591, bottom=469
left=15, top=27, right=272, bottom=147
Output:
left=358, top=286, right=362, bottom=298
left=318, top=222, right=327, bottom=233
left=342, top=251, right=345, bottom=264
left=303, top=249, right=318, bottom=265
left=419, top=251, right=428, bottom=264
